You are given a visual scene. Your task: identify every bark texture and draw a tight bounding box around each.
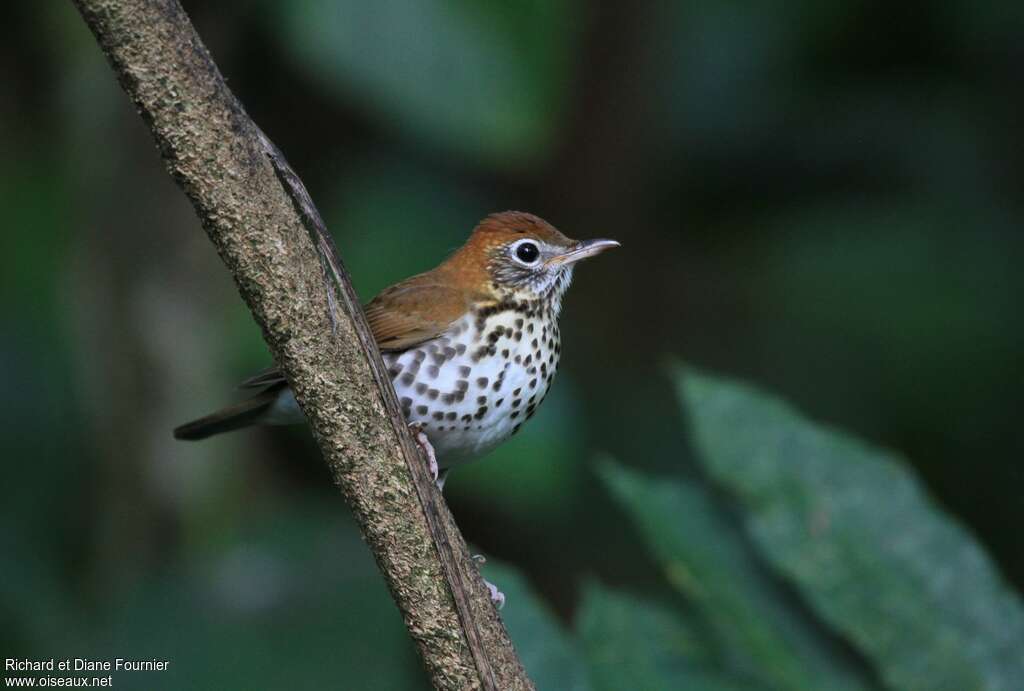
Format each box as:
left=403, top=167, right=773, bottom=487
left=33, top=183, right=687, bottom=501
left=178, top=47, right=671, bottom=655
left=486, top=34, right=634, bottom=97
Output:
left=72, top=1, right=532, bottom=688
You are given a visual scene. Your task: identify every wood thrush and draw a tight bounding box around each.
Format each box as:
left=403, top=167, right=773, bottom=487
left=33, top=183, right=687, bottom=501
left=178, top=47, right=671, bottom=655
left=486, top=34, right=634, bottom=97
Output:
left=174, top=211, right=619, bottom=486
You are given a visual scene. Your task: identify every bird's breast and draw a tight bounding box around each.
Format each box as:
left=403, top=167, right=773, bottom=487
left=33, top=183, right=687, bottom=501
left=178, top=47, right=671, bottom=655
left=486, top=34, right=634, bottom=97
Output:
left=386, top=305, right=561, bottom=467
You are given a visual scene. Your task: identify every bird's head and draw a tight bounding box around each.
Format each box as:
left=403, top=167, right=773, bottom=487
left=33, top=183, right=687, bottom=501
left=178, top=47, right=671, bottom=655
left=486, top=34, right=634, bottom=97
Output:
left=449, top=211, right=619, bottom=310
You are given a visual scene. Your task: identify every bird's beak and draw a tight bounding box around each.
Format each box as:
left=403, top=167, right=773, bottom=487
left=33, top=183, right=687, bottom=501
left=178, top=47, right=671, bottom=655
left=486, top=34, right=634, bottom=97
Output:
left=547, top=238, right=621, bottom=267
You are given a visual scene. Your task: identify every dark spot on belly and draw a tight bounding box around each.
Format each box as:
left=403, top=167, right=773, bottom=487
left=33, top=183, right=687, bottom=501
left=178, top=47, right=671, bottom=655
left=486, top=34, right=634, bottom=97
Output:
left=456, top=344, right=467, bottom=355
left=515, top=318, right=524, bottom=328
left=512, top=398, right=521, bottom=408
left=416, top=405, right=428, bottom=415
left=388, top=365, right=402, bottom=379
left=477, top=396, right=487, bottom=405
left=414, top=350, right=426, bottom=362
left=477, top=377, right=489, bottom=388
left=427, top=365, right=439, bottom=378
left=512, top=423, right=522, bottom=434
left=400, top=373, right=415, bottom=386
left=501, top=348, right=509, bottom=358
left=513, top=388, right=521, bottom=396
left=461, top=414, right=472, bottom=423
left=444, top=347, right=456, bottom=360
left=511, top=411, right=520, bottom=419
left=527, top=323, right=534, bottom=334
left=427, top=388, right=439, bottom=400
left=446, top=412, right=457, bottom=421
left=432, top=351, right=446, bottom=366
left=495, top=398, right=504, bottom=407
left=529, top=378, right=537, bottom=389
left=442, top=393, right=455, bottom=404
left=459, top=365, right=471, bottom=377
left=474, top=406, right=488, bottom=419
left=454, top=380, right=469, bottom=392
left=433, top=411, right=444, bottom=421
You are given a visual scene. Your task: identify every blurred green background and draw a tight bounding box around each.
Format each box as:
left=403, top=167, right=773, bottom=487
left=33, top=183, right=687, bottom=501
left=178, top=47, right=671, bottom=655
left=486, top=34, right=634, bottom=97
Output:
left=2, top=1, right=1022, bottom=689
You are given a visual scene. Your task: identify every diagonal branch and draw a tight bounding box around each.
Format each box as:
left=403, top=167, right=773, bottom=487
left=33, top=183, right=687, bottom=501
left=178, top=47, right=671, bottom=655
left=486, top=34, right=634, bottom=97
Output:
left=71, top=1, right=533, bottom=688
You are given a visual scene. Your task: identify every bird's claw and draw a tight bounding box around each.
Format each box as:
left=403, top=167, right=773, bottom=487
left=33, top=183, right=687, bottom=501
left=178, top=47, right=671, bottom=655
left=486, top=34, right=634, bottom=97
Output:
left=485, top=579, right=506, bottom=609
left=471, top=554, right=503, bottom=606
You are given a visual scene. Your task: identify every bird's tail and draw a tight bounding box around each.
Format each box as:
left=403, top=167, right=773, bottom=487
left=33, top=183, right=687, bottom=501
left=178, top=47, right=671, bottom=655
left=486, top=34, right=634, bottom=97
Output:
left=173, top=390, right=279, bottom=441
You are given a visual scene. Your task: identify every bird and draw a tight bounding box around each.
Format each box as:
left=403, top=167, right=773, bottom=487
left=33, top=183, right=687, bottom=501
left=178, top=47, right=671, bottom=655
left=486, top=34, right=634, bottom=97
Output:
left=174, top=211, right=619, bottom=488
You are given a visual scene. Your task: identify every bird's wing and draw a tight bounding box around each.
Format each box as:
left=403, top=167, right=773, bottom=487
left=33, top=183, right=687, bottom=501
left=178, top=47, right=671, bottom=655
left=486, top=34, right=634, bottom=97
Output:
left=238, top=279, right=472, bottom=387
left=364, top=279, right=472, bottom=352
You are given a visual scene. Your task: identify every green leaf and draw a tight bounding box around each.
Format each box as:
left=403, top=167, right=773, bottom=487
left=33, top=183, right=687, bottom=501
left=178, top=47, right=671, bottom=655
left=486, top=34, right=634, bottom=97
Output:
left=482, top=561, right=592, bottom=691
left=599, top=460, right=869, bottom=691
left=577, top=581, right=749, bottom=691
left=676, top=365, right=1024, bottom=691
left=272, top=0, right=575, bottom=168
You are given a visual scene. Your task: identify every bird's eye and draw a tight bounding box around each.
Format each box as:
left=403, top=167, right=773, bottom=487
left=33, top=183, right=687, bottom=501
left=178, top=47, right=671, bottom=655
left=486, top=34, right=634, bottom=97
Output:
left=514, top=241, right=540, bottom=265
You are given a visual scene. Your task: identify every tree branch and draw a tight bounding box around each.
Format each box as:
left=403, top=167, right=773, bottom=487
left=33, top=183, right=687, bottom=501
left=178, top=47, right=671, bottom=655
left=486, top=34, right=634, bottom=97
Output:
left=71, top=1, right=533, bottom=688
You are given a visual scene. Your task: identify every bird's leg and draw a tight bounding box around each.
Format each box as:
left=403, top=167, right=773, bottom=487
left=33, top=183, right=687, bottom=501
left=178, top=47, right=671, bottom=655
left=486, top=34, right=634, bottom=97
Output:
left=409, top=431, right=500, bottom=603
left=471, top=554, right=506, bottom=609
left=409, top=423, right=441, bottom=488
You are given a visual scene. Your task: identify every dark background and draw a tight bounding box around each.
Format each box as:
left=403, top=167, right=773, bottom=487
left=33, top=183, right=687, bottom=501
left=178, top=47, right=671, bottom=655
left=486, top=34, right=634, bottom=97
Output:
left=2, top=1, right=1021, bottom=687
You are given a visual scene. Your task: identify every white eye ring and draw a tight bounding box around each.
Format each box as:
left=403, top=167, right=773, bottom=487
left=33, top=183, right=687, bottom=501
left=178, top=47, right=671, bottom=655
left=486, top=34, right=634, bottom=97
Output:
left=510, top=239, right=542, bottom=266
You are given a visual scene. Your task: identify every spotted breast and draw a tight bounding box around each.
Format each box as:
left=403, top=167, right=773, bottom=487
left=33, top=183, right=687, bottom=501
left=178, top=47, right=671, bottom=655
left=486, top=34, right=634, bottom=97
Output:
left=388, top=295, right=562, bottom=467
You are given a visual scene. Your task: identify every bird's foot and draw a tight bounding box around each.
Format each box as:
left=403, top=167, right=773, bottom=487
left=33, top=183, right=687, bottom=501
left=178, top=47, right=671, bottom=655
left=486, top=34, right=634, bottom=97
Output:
left=485, top=579, right=506, bottom=609
left=409, top=423, right=441, bottom=488
left=471, top=555, right=505, bottom=608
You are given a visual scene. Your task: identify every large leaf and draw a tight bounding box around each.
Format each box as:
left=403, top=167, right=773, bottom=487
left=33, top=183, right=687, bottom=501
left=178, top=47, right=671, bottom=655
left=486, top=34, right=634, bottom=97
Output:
left=599, top=460, right=870, bottom=691
left=482, top=561, right=592, bottom=691
left=273, top=0, right=575, bottom=168
left=677, top=365, right=1024, bottom=691
left=577, top=581, right=749, bottom=691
